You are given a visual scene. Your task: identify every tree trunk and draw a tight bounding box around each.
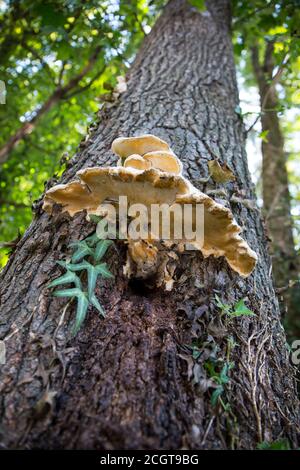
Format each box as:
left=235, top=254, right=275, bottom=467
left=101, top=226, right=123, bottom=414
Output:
left=0, top=0, right=299, bottom=450
left=251, top=44, right=299, bottom=335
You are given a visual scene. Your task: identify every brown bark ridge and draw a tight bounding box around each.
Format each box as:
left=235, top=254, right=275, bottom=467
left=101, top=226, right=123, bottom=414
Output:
left=0, top=0, right=299, bottom=450
left=251, top=43, right=300, bottom=335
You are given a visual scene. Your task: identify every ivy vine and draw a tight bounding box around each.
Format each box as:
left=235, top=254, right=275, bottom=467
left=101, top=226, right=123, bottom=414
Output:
left=49, top=228, right=114, bottom=336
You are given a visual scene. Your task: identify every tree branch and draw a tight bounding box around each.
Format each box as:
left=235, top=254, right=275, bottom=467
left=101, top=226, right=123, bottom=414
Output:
left=63, top=64, right=107, bottom=100
left=21, top=41, right=56, bottom=83
left=246, top=44, right=289, bottom=134
left=0, top=46, right=102, bottom=164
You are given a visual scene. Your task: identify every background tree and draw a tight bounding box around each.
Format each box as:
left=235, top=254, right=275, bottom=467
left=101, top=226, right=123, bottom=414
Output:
left=0, top=0, right=299, bottom=449
left=0, top=0, right=159, bottom=262
left=233, top=0, right=300, bottom=336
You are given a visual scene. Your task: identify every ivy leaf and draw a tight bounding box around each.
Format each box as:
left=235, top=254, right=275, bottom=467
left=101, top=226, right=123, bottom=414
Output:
left=66, top=261, right=90, bottom=272
left=48, top=271, right=81, bottom=289
left=53, top=287, right=89, bottom=336
left=232, top=299, right=256, bottom=317
left=215, top=294, right=231, bottom=314
left=94, top=239, right=113, bottom=261
left=257, top=439, right=291, bottom=450
left=215, top=294, right=225, bottom=309
left=87, top=264, right=98, bottom=298
left=56, top=260, right=68, bottom=268
left=72, top=293, right=89, bottom=336
left=90, top=293, right=106, bottom=317
left=53, top=287, right=83, bottom=298
left=211, top=385, right=224, bottom=407
left=71, top=241, right=93, bottom=262
left=95, top=262, right=114, bottom=279
left=88, top=215, right=102, bottom=224
left=219, top=364, right=230, bottom=384
left=84, top=232, right=100, bottom=246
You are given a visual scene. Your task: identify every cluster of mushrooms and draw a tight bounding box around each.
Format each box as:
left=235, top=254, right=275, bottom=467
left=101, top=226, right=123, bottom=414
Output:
left=43, top=135, right=257, bottom=288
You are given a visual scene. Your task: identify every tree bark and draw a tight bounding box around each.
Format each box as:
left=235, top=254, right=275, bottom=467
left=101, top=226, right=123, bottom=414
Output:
left=251, top=44, right=299, bottom=334
left=0, top=0, right=299, bottom=450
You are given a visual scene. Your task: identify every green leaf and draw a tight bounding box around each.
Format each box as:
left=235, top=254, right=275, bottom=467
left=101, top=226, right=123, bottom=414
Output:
left=71, top=241, right=93, bottom=262
left=66, top=261, right=90, bottom=272
left=84, top=232, right=100, bottom=246
left=48, top=271, right=81, bottom=289
left=88, top=215, right=102, bottom=224
left=232, top=299, right=256, bottom=317
left=257, top=439, right=291, bottom=450
left=192, top=346, right=201, bottom=360
left=214, top=294, right=223, bottom=308
left=94, top=239, right=113, bottom=261
left=95, top=263, right=114, bottom=279
left=56, top=260, right=70, bottom=269
left=53, top=287, right=83, bottom=298
left=234, top=105, right=243, bottom=116
left=90, top=293, right=106, bottom=317
left=72, top=293, right=89, bottom=336
left=87, top=265, right=98, bottom=298
left=211, top=386, right=224, bottom=407
left=215, top=294, right=231, bottom=314
left=219, top=364, right=230, bottom=384
left=188, top=0, right=206, bottom=12
left=259, top=129, right=269, bottom=142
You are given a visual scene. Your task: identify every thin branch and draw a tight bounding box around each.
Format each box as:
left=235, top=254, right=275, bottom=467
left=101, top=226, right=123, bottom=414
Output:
left=57, top=61, right=66, bottom=86
left=233, top=1, right=277, bottom=26
left=246, top=48, right=289, bottom=134
left=21, top=41, right=56, bottom=83
left=0, top=45, right=102, bottom=164
left=63, top=64, right=106, bottom=100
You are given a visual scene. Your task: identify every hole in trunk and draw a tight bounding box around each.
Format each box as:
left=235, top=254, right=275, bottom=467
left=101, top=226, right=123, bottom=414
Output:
left=128, top=277, right=156, bottom=296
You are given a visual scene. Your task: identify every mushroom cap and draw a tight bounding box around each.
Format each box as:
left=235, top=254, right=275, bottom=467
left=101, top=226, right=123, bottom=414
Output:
left=112, top=134, right=170, bottom=159
left=78, top=167, right=189, bottom=206
left=123, top=154, right=152, bottom=171
left=143, top=150, right=182, bottom=175
left=43, top=181, right=99, bottom=217
left=43, top=167, right=190, bottom=216
left=170, top=193, right=257, bottom=277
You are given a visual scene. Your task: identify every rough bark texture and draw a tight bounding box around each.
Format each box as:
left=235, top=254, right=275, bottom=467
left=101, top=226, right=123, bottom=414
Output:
left=0, top=0, right=299, bottom=450
left=251, top=43, right=300, bottom=335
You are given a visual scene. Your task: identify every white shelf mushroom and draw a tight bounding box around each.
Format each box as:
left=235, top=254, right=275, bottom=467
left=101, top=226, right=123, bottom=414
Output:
left=43, top=134, right=257, bottom=282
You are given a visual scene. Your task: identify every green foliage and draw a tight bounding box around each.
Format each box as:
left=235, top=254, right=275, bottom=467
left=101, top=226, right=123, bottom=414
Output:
left=258, top=129, right=269, bottom=142
left=257, top=439, right=291, bottom=450
left=233, top=0, right=300, bottom=68
left=204, top=359, right=234, bottom=409
left=0, top=0, right=161, bottom=267
left=188, top=0, right=206, bottom=12
left=215, top=295, right=256, bottom=318
left=48, top=230, right=113, bottom=336
left=232, top=0, right=300, bottom=250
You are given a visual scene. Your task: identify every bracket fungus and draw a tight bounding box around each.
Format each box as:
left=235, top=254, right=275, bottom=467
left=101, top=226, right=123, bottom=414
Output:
left=114, top=135, right=182, bottom=175
left=123, top=154, right=152, bottom=171
left=112, top=134, right=171, bottom=159
left=43, top=134, right=257, bottom=286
